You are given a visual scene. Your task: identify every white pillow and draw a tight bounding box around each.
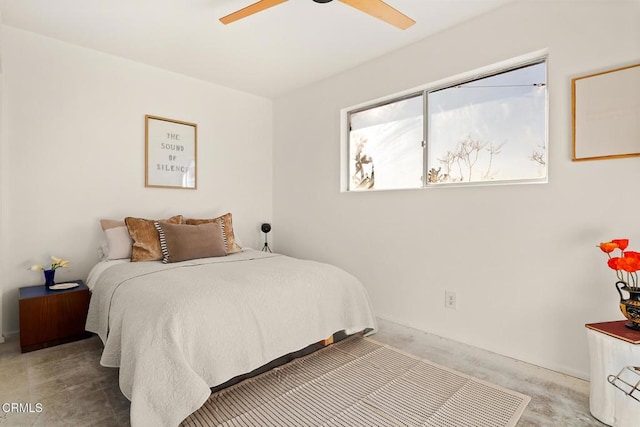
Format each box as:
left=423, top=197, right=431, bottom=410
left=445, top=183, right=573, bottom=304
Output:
left=105, top=226, right=133, bottom=260
left=100, top=219, right=133, bottom=260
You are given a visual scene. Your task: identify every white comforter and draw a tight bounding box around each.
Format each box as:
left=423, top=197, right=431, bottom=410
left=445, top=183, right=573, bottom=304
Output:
left=85, top=250, right=377, bottom=427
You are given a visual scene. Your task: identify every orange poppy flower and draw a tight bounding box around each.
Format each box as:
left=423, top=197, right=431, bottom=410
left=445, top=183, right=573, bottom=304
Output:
left=599, top=242, right=619, bottom=253
left=608, top=257, right=621, bottom=270
left=612, top=239, right=629, bottom=250
left=601, top=240, right=640, bottom=289
left=619, top=257, right=640, bottom=273
left=624, top=251, right=640, bottom=260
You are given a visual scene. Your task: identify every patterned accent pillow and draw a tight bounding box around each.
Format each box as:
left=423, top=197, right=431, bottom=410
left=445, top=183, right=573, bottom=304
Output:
left=185, top=212, right=242, bottom=254
left=124, top=215, right=184, bottom=262
left=154, top=221, right=226, bottom=263
left=155, top=221, right=169, bottom=262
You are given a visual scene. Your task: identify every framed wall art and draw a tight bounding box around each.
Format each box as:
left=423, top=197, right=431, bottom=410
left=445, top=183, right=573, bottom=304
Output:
left=145, top=115, right=197, bottom=189
left=572, top=63, right=640, bottom=161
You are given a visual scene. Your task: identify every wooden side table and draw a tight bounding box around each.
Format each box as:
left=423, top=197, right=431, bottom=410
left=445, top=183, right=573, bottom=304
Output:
left=585, top=321, right=640, bottom=426
left=19, top=280, right=92, bottom=353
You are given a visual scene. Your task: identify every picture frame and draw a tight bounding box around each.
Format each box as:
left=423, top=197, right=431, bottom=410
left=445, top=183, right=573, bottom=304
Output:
left=145, top=115, right=197, bottom=189
left=572, top=63, right=640, bottom=161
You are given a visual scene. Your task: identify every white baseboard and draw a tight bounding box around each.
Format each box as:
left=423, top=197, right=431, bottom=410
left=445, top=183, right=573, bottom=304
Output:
left=0, top=329, right=19, bottom=344
left=376, top=314, right=590, bottom=381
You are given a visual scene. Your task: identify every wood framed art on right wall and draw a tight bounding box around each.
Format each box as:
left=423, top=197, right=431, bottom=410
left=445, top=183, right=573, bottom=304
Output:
left=572, top=63, right=640, bottom=161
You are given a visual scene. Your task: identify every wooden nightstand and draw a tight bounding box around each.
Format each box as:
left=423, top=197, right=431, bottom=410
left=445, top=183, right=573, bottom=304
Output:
left=19, top=280, right=92, bottom=353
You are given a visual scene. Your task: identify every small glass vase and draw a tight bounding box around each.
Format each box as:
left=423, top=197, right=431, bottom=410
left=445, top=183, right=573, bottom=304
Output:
left=43, top=269, right=56, bottom=289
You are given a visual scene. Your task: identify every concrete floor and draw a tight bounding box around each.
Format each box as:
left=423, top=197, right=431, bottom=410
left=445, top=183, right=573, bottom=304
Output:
left=0, top=333, right=128, bottom=426
left=0, top=318, right=603, bottom=426
left=373, top=318, right=602, bottom=426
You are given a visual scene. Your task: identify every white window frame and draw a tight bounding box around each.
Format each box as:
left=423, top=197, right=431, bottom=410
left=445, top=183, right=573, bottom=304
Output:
left=340, top=50, right=549, bottom=192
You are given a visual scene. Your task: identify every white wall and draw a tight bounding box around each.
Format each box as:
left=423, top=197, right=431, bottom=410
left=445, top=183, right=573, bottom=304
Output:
left=273, top=0, right=640, bottom=379
left=0, top=13, right=4, bottom=344
left=0, top=27, right=273, bottom=336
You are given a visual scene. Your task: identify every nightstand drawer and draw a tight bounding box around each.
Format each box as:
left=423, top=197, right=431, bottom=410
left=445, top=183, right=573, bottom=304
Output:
left=19, top=281, right=91, bottom=353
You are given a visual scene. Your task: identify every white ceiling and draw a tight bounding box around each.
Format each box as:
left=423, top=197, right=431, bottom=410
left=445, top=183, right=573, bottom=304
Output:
left=0, top=0, right=514, bottom=98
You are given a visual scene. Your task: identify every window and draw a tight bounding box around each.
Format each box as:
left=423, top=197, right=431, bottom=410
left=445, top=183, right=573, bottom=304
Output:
left=348, top=95, right=423, bottom=190
left=345, top=58, right=547, bottom=191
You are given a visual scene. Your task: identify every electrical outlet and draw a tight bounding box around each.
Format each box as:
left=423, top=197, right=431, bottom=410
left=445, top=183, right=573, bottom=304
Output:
left=445, top=291, right=457, bottom=309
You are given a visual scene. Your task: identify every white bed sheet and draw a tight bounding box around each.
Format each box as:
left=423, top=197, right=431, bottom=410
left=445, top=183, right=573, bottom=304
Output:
left=86, top=258, right=129, bottom=290
left=85, top=250, right=377, bottom=427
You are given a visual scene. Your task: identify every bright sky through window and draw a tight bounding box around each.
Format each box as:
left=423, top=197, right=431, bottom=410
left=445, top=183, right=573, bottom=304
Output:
left=346, top=59, right=547, bottom=191
left=428, top=62, right=546, bottom=184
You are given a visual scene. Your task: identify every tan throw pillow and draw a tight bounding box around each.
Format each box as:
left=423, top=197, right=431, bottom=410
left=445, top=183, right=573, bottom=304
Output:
left=125, top=215, right=184, bottom=262
left=99, top=219, right=133, bottom=260
left=155, top=221, right=226, bottom=263
left=186, top=212, right=242, bottom=254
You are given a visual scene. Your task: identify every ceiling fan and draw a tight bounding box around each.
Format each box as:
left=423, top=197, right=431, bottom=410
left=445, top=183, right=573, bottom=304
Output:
left=220, top=0, right=415, bottom=30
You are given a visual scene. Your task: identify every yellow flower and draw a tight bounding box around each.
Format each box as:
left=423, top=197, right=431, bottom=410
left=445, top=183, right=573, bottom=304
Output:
left=29, top=256, right=70, bottom=272
left=51, top=256, right=70, bottom=269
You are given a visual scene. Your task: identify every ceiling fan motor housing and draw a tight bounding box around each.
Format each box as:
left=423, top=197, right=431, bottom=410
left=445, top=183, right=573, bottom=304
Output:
left=313, top=0, right=333, bottom=3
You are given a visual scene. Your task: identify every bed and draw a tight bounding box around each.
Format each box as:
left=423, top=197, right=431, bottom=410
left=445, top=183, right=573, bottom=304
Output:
left=85, top=249, right=377, bottom=427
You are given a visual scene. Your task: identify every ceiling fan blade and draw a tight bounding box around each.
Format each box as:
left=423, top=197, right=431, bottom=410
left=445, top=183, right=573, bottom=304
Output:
left=220, top=0, right=288, bottom=25
left=338, top=0, right=415, bottom=30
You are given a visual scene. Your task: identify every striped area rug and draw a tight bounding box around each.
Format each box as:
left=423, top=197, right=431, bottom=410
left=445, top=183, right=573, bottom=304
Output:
left=182, top=336, right=530, bottom=427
